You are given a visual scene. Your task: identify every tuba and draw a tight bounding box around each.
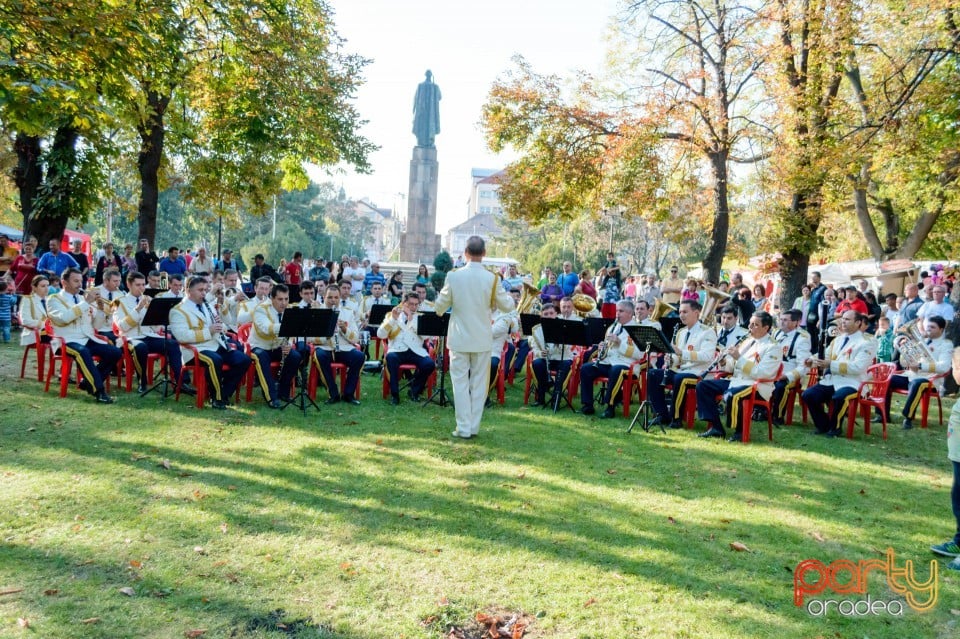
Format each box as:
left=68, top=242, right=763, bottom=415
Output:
left=571, top=293, right=597, bottom=318
left=895, top=319, right=936, bottom=369
left=650, top=298, right=676, bottom=321
left=517, top=281, right=543, bottom=315
left=700, top=285, right=731, bottom=326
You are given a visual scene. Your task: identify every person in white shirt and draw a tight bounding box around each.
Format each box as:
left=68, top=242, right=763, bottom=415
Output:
left=342, top=257, right=365, bottom=298
left=695, top=310, right=783, bottom=441
left=248, top=283, right=305, bottom=408
left=90, top=268, right=124, bottom=343
left=236, top=277, right=272, bottom=326
left=801, top=310, right=877, bottom=436
left=157, top=274, right=184, bottom=299
left=887, top=315, right=954, bottom=429
left=530, top=303, right=575, bottom=407
left=311, top=286, right=363, bottom=405
left=378, top=293, right=436, bottom=404
left=769, top=308, right=812, bottom=425
left=187, top=246, right=215, bottom=275
left=579, top=300, right=641, bottom=419
left=46, top=267, right=122, bottom=403
left=917, top=285, right=954, bottom=334
left=435, top=236, right=515, bottom=438
left=715, top=304, right=748, bottom=348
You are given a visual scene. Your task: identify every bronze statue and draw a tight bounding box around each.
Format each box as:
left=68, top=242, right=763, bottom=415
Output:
left=412, top=70, right=441, bottom=147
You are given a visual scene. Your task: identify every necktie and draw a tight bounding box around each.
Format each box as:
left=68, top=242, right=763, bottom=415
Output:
left=135, top=297, right=140, bottom=305
left=719, top=328, right=729, bottom=346
left=684, top=328, right=691, bottom=346
left=73, top=294, right=79, bottom=304
left=107, top=291, right=113, bottom=301
left=41, top=299, right=47, bottom=312
left=198, top=302, right=206, bottom=317
left=839, top=336, right=849, bottom=351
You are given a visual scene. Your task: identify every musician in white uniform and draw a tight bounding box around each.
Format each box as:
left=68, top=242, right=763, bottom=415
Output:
left=434, top=235, right=515, bottom=439
left=530, top=303, right=575, bottom=407
left=715, top=304, right=748, bottom=348
left=579, top=300, right=641, bottom=419
left=769, top=308, right=812, bottom=425
left=646, top=299, right=718, bottom=428
left=19, top=274, right=60, bottom=358
left=489, top=306, right=518, bottom=398
left=695, top=311, right=782, bottom=441
left=90, top=268, right=124, bottom=343
left=249, top=283, right=306, bottom=408
left=235, top=277, right=273, bottom=326
left=311, top=286, right=363, bottom=405
left=169, top=276, right=251, bottom=409
left=801, top=310, right=877, bottom=436
left=114, top=270, right=190, bottom=395
left=360, top=282, right=393, bottom=329
left=378, top=292, right=436, bottom=405
left=886, top=315, right=954, bottom=429
left=46, top=267, right=122, bottom=403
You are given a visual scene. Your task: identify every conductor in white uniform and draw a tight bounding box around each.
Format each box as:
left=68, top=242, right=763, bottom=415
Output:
left=434, top=236, right=515, bottom=439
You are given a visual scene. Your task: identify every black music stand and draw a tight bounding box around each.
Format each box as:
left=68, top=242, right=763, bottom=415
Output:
left=417, top=312, right=452, bottom=407
left=624, top=325, right=673, bottom=433
left=278, top=307, right=337, bottom=413
left=585, top=317, right=614, bottom=344
left=286, top=283, right=301, bottom=304
left=139, top=297, right=180, bottom=399
left=519, top=313, right=540, bottom=337
left=364, top=304, right=392, bottom=363
left=540, top=318, right=593, bottom=412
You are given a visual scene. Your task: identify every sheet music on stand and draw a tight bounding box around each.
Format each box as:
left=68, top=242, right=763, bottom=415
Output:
left=139, top=297, right=181, bottom=399
left=277, top=307, right=338, bottom=413
left=623, top=324, right=674, bottom=434
left=539, top=318, right=593, bottom=412
left=417, top=312, right=452, bottom=407
left=367, top=304, right=393, bottom=331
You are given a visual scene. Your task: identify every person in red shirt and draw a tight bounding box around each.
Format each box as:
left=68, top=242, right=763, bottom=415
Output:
left=834, top=285, right=868, bottom=318
left=10, top=241, right=39, bottom=295
left=284, top=251, right=304, bottom=285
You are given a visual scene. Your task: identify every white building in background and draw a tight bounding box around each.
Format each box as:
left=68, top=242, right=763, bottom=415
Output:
left=445, top=168, right=506, bottom=255
left=355, top=198, right=403, bottom=262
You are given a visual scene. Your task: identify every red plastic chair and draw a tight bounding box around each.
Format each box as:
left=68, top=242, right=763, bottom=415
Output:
left=307, top=345, right=363, bottom=400
left=20, top=325, right=59, bottom=382
left=380, top=344, right=436, bottom=399
left=236, top=323, right=286, bottom=404
left=739, top=364, right=784, bottom=443
left=44, top=341, right=113, bottom=398
left=844, top=362, right=897, bottom=440
left=891, top=370, right=946, bottom=429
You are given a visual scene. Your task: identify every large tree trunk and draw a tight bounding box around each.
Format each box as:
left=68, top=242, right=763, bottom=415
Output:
left=778, top=191, right=818, bottom=312
left=27, top=126, right=78, bottom=248
left=701, top=149, right=730, bottom=284
left=13, top=133, right=42, bottom=239
left=137, top=89, right=170, bottom=246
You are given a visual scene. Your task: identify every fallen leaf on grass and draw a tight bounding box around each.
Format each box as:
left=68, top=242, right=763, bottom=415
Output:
left=859, top=489, right=866, bottom=495
left=667, top=516, right=676, bottom=524
left=119, top=586, right=136, bottom=596
left=811, top=531, right=826, bottom=542
left=729, top=541, right=751, bottom=552
left=224, top=573, right=239, bottom=583
left=81, top=617, right=100, bottom=625
left=951, top=608, right=960, bottom=615
left=27, top=427, right=36, bottom=432
left=583, top=597, right=597, bottom=607
left=420, top=614, right=439, bottom=627
left=517, top=471, right=526, bottom=479
left=0, top=587, right=24, bottom=596
left=606, top=469, right=617, bottom=475
left=184, top=630, right=207, bottom=638
left=129, top=560, right=142, bottom=569
left=17, top=618, right=29, bottom=628
left=375, top=438, right=383, bottom=446
left=194, top=546, right=206, bottom=555
left=160, top=459, right=171, bottom=470
left=192, top=490, right=207, bottom=501
left=227, top=485, right=237, bottom=491
left=219, top=523, right=228, bottom=534
left=131, top=453, right=148, bottom=461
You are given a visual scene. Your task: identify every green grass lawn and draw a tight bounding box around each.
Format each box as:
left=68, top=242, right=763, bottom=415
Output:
left=0, top=339, right=957, bottom=638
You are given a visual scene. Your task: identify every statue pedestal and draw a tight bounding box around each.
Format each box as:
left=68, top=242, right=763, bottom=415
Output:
left=400, top=146, right=441, bottom=263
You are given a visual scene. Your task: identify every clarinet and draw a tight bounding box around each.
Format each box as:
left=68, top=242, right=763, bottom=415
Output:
left=204, top=300, right=230, bottom=350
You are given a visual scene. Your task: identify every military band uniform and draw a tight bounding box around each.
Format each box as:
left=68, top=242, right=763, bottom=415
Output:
left=647, top=322, right=718, bottom=425
left=114, top=292, right=185, bottom=392
left=490, top=310, right=518, bottom=392
left=715, top=323, right=748, bottom=348
left=250, top=302, right=306, bottom=406
left=47, top=290, right=122, bottom=400
left=695, top=334, right=782, bottom=439
left=579, top=320, right=640, bottom=416
left=311, top=305, right=363, bottom=403
left=530, top=323, right=575, bottom=406
left=90, top=284, right=121, bottom=343
left=169, top=299, right=251, bottom=405
left=377, top=309, right=436, bottom=402
left=434, top=260, right=516, bottom=438
left=770, top=327, right=812, bottom=423
left=19, top=294, right=59, bottom=354
left=886, top=335, right=953, bottom=425
left=801, top=331, right=876, bottom=435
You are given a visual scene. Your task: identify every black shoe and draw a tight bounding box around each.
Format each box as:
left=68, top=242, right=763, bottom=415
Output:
left=871, top=414, right=883, bottom=424
left=902, top=417, right=913, bottom=430
left=344, top=396, right=361, bottom=406
left=772, top=418, right=785, bottom=427
left=580, top=405, right=595, bottom=416
left=210, top=399, right=227, bottom=410
left=78, top=379, right=94, bottom=395
left=325, top=396, right=341, bottom=405
left=268, top=399, right=282, bottom=409
left=532, top=397, right=546, bottom=407
left=813, top=429, right=828, bottom=435
left=179, top=384, right=197, bottom=397
left=727, top=431, right=744, bottom=442
left=484, top=398, right=493, bottom=408
left=390, top=394, right=400, bottom=406
left=600, top=406, right=615, bottom=419
left=137, top=383, right=147, bottom=394
left=826, top=428, right=843, bottom=438
left=649, top=415, right=667, bottom=426
left=669, top=420, right=684, bottom=429
left=407, top=389, right=422, bottom=403
left=95, top=392, right=114, bottom=404
left=698, top=426, right=725, bottom=438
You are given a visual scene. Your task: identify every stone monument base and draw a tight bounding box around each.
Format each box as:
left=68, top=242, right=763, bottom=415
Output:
left=400, top=146, right=442, bottom=263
